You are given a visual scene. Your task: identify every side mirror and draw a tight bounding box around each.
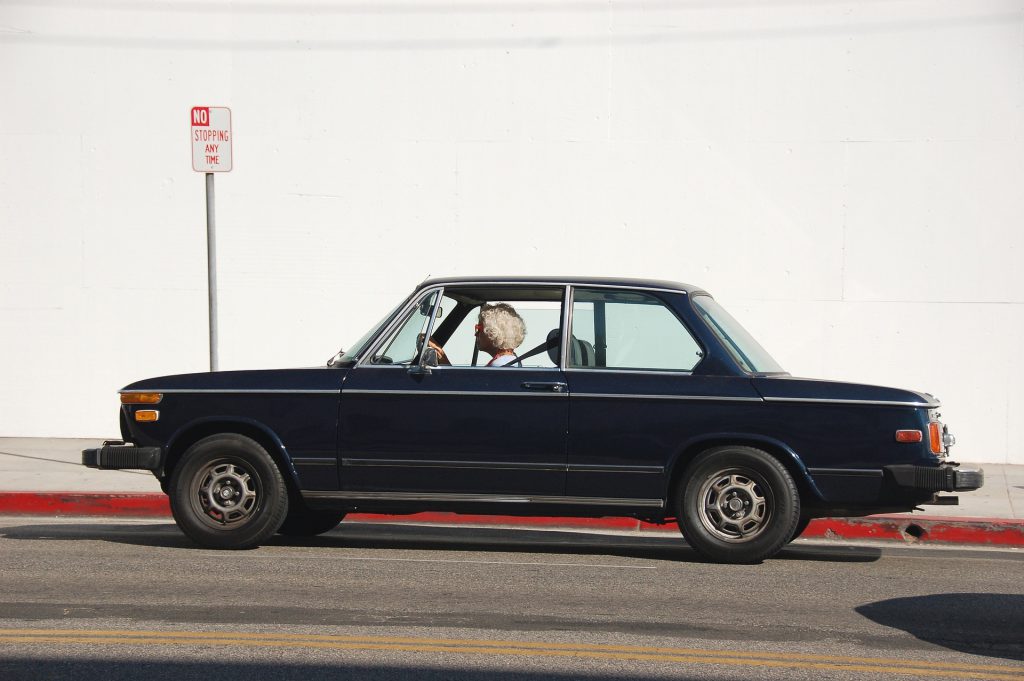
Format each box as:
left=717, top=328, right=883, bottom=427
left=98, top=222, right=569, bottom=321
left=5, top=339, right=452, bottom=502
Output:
left=326, top=348, right=345, bottom=367
left=409, top=347, right=438, bottom=375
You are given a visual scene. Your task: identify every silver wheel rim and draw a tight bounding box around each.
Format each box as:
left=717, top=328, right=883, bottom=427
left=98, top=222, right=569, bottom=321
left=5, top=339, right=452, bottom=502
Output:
left=696, top=467, right=773, bottom=543
left=190, top=458, right=261, bottom=529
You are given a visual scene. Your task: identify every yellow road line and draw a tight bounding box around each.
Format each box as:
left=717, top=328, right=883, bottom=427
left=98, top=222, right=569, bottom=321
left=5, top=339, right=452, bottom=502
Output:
left=0, top=630, right=1020, bottom=680
left=1, top=628, right=1018, bottom=672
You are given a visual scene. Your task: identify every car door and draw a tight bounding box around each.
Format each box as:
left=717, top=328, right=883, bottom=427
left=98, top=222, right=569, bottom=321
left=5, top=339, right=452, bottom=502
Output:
left=563, top=286, right=763, bottom=504
left=337, top=286, right=570, bottom=498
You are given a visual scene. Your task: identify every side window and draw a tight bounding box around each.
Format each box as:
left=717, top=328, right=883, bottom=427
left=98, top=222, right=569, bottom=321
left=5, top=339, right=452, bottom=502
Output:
left=441, top=298, right=562, bottom=368
left=424, top=287, right=564, bottom=369
left=370, top=291, right=439, bottom=365
left=569, top=288, right=702, bottom=371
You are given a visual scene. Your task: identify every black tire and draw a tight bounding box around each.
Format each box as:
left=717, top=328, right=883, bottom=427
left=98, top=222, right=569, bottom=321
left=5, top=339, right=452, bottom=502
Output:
left=277, top=508, right=346, bottom=537
left=169, top=434, right=288, bottom=549
left=676, top=446, right=800, bottom=564
left=789, top=514, right=813, bottom=543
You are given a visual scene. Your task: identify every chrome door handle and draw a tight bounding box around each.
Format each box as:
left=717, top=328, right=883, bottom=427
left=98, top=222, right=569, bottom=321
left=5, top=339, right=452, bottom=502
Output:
left=521, top=382, right=567, bottom=393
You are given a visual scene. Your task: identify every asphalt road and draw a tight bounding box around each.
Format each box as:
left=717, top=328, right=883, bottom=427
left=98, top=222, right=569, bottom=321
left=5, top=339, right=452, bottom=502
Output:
left=0, top=517, right=1021, bottom=680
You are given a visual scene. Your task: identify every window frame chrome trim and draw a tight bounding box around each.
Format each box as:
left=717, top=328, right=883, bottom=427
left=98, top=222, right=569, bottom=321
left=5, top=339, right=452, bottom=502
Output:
left=559, top=284, right=572, bottom=371
left=352, top=365, right=563, bottom=372
left=353, top=281, right=693, bottom=371
left=342, top=389, right=568, bottom=398
left=424, top=280, right=691, bottom=296
left=565, top=285, right=704, bottom=373
left=302, top=490, right=664, bottom=508
left=357, top=285, right=446, bottom=368
left=563, top=367, right=696, bottom=377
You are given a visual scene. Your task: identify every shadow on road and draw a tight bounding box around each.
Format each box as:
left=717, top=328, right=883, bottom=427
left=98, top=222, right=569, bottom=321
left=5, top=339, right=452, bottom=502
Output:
left=0, top=519, right=881, bottom=564
left=0, top=657, right=727, bottom=681
left=856, top=593, right=1024, bottom=661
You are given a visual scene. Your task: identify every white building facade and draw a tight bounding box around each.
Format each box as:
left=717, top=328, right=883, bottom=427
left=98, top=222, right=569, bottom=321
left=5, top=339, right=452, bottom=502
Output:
left=1, top=1, right=1022, bottom=463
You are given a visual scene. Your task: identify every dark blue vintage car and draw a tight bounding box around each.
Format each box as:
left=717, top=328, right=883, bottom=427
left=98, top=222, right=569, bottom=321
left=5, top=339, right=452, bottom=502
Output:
left=83, top=277, right=982, bottom=563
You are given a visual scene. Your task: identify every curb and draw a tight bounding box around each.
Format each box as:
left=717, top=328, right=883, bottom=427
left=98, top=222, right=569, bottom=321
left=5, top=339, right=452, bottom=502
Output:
left=1, top=492, right=1021, bottom=547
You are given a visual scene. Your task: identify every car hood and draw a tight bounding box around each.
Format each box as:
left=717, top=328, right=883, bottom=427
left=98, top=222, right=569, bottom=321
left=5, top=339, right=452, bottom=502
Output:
left=752, top=376, right=939, bottom=408
left=121, top=367, right=347, bottom=393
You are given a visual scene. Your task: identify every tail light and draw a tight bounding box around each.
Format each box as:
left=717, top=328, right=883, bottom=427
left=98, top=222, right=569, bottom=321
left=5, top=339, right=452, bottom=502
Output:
left=895, top=430, right=923, bottom=443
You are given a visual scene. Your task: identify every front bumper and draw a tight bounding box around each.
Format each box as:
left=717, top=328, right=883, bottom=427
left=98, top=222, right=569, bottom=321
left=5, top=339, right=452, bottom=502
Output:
left=82, top=440, right=162, bottom=471
left=884, top=464, right=984, bottom=493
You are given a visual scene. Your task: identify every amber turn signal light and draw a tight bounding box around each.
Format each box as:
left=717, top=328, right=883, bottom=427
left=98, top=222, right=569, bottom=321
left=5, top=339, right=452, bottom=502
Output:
left=894, top=429, right=923, bottom=443
left=928, top=422, right=943, bottom=453
left=121, top=393, right=163, bottom=405
left=134, top=410, right=159, bottom=422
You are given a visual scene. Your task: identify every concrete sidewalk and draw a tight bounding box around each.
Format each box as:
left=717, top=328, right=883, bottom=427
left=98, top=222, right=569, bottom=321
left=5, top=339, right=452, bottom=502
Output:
left=1, top=437, right=1022, bottom=546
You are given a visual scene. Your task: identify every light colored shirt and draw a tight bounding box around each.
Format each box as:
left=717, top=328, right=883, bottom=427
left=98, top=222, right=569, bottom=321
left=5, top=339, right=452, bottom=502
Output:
left=487, top=353, right=519, bottom=367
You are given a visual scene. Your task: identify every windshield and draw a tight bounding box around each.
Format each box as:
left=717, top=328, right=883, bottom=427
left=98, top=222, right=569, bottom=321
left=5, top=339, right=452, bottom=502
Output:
left=691, top=295, right=785, bottom=374
left=331, top=295, right=411, bottom=367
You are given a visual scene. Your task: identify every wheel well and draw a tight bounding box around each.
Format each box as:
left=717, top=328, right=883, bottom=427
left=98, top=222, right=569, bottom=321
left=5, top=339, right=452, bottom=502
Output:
left=164, top=422, right=300, bottom=500
left=665, top=438, right=816, bottom=514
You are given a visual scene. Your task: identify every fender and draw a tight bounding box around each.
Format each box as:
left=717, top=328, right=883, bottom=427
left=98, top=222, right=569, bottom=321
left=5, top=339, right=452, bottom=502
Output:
left=166, top=416, right=302, bottom=489
left=667, top=432, right=826, bottom=502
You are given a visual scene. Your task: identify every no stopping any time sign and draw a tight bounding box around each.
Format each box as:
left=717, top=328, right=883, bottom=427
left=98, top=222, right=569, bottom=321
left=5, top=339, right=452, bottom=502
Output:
left=191, top=106, right=233, bottom=172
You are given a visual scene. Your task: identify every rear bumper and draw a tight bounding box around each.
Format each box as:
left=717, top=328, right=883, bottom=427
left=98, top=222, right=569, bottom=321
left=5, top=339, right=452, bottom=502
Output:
left=884, top=464, right=984, bottom=493
left=82, top=440, right=162, bottom=471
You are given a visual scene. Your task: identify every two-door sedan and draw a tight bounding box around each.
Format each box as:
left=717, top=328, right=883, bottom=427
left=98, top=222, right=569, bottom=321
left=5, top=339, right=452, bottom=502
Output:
left=83, top=276, right=983, bottom=563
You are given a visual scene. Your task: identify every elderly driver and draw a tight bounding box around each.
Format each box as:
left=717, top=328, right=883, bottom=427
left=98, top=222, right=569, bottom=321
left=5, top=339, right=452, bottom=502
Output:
left=427, top=302, right=526, bottom=367
left=475, top=302, right=526, bottom=367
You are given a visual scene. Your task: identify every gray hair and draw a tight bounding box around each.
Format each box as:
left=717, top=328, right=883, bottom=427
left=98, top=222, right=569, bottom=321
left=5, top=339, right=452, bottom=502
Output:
left=479, top=303, right=526, bottom=351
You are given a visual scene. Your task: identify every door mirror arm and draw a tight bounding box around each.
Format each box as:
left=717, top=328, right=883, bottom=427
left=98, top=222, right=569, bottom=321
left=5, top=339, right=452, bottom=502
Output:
left=409, top=347, right=439, bottom=375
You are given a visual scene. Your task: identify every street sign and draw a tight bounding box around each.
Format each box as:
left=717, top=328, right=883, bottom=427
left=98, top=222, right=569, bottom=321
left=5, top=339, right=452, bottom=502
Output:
left=191, top=106, right=232, bottom=172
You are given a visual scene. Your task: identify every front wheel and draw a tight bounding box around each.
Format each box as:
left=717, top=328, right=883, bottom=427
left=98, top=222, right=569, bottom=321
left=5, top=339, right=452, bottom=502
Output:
left=677, top=446, right=800, bottom=564
left=169, top=434, right=288, bottom=549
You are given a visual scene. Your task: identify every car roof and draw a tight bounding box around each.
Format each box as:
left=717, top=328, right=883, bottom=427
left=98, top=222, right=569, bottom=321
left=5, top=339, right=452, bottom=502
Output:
left=419, top=276, right=708, bottom=295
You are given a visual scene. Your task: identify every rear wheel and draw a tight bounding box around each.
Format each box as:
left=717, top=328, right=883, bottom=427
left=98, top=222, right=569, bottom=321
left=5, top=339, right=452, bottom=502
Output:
left=677, top=446, right=800, bottom=564
left=277, top=508, right=346, bottom=537
left=169, top=434, right=288, bottom=549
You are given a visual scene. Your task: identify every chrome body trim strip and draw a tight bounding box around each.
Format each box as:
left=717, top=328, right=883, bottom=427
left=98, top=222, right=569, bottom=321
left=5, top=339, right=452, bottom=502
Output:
left=119, top=389, right=339, bottom=395
left=763, top=397, right=940, bottom=408
left=567, top=464, right=664, bottom=474
left=302, top=491, right=664, bottom=508
left=343, top=458, right=565, bottom=472
left=293, top=458, right=337, bottom=467
left=807, top=467, right=884, bottom=477
left=343, top=389, right=568, bottom=398
left=573, top=393, right=763, bottom=403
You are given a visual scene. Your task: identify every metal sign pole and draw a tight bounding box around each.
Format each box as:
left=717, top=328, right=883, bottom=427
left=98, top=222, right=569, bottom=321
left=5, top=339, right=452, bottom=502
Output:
left=206, top=172, right=219, bottom=372
left=192, top=106, right=231, bottom=372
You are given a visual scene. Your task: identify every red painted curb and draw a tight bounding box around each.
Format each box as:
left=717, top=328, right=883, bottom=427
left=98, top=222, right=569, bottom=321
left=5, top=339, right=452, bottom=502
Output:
left=1, top=492, right=1021, bottom=547
left=0, top=492, right=170, bottom=517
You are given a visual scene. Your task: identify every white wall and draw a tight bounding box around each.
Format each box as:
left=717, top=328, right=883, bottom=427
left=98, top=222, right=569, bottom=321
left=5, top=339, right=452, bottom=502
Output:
left=1, top=0, right=1021, bottom=463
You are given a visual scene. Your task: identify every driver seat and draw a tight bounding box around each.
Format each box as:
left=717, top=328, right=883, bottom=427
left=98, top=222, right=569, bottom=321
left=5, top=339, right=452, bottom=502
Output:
left=545, top=329, right=597, bottom=367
